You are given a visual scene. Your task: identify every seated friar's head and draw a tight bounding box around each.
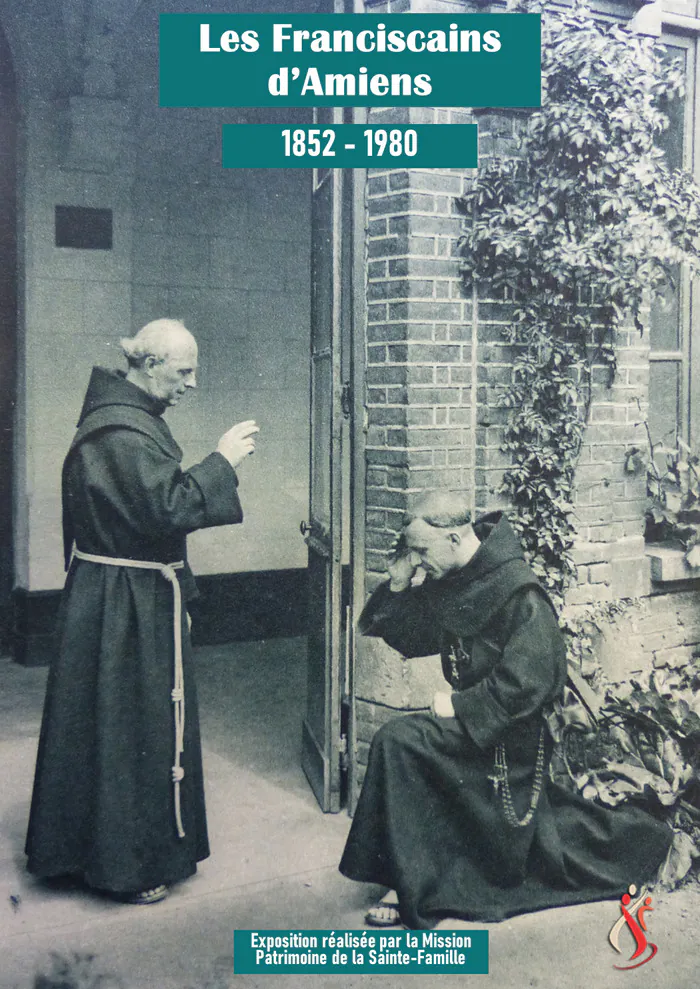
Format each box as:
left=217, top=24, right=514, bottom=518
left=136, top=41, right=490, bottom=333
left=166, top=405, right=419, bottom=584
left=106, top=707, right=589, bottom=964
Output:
left=402, top=490, right=480, bottom=579
left=120, top=319, right=198, bottom=407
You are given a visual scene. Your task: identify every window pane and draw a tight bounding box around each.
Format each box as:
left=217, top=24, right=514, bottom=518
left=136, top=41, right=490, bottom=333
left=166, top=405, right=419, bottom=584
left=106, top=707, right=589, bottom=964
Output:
left=649, top=265, right=681, bottom=351
left=310, top=353, right=331, bottom=529
left=656, top=46, right=686, bottom=170
left=648, top=41, right=688, bottom=463
left=648, top=361, right=680, bottom=448
left=649, top=45, right=686, bottom=354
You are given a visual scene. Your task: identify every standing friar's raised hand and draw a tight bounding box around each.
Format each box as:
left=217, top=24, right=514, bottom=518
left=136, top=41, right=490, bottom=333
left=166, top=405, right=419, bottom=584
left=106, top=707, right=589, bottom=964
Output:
left=216, top=420, right=259, bottom=469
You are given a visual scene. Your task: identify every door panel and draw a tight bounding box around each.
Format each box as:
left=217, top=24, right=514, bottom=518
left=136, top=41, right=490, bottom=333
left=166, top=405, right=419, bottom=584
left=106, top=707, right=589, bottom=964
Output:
left=0, top=34, right=17, bottom=643
left=301, top=115, right=344, bottom=812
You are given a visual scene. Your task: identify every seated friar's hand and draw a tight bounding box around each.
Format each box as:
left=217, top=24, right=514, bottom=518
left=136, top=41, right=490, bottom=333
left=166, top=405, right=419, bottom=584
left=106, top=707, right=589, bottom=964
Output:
left=217, top=420, right=259, bottom=469
left=386, top=531, right=419, bottom=591
left=431, top=691, right=455, bottom=719
left=387, top=553, right=418, bottom=592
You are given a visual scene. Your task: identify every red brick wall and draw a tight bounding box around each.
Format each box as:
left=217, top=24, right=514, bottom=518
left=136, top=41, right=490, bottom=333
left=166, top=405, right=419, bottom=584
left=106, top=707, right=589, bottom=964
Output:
left=364, top=108, right=478, bottom=591
left=353, top=7, right=700, bottom=786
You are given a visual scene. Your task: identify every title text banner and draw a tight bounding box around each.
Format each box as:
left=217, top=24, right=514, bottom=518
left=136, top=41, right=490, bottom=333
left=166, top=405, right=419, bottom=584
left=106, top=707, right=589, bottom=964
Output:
left=160, top=14, right=541, bottom=108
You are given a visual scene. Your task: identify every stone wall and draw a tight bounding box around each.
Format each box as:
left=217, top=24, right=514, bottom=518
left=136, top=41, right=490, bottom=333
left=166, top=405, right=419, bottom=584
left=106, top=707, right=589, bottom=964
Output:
left=579, top=590, right=700, bottom=683
left=127, top=92, right=311, bottom=576
left=7, top=0, right=313, bottom=591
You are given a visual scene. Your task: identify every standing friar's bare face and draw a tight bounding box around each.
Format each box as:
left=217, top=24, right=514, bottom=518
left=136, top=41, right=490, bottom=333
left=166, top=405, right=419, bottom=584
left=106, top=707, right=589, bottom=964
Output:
left=147, top=338, right=199, bottom=406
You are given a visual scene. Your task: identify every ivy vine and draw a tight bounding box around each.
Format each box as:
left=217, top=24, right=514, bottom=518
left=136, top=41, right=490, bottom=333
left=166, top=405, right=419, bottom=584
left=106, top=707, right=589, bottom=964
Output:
left=459, top=1, right=700, bottom=604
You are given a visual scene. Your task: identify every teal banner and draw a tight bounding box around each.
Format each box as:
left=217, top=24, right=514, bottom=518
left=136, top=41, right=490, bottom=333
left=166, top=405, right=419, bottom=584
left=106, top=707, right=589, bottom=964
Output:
left=160, top=13, right=540, bottom=108
left=222, top=124, right=478, bottom=169
left=233, top=929, right=489, bottom=974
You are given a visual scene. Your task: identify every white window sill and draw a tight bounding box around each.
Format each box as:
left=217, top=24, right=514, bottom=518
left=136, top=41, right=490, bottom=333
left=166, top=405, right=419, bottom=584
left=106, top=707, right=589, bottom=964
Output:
left=646, top=544, right=700, bottom=584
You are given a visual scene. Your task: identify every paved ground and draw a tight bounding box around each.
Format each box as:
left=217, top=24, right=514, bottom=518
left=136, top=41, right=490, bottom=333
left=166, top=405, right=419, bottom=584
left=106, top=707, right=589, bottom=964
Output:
left=0, top=640, right=697, bottom=989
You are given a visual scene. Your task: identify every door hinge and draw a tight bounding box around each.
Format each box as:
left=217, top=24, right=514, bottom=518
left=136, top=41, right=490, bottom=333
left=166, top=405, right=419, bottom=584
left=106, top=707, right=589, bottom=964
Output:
left=341, top=381, right=352, bottom=419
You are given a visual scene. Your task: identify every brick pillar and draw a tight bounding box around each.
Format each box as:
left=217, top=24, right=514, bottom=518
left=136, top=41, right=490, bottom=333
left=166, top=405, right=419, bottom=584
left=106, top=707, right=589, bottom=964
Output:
left=568, top=328, right=652, bottom=612
left=365, top=147, right=476, bottom=575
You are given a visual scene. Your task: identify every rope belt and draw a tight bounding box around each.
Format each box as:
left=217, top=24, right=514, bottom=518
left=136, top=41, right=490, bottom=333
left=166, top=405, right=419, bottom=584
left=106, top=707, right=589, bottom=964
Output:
left=71, top=547, right=187, bottom=839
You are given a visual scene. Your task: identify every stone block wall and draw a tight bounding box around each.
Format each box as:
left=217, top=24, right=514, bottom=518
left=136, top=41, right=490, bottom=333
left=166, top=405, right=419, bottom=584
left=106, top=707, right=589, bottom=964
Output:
left=128, top=98, right=311, bottom=576
left=580, top=590, right=700, bottom=683
left=11, top=2, right=313, bottom=591
left=17, top=97, right=136, bottom=590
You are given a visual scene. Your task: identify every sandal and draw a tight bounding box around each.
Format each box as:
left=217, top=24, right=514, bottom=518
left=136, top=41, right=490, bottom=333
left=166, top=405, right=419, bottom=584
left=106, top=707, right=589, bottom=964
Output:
left=125, top=884, right=168, bottom=905
left=365, top=892, right=401, bottom=927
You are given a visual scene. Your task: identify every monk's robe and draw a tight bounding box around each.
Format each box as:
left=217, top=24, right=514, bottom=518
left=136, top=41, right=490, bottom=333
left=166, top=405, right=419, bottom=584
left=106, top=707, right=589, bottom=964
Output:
left=340, top=514, right=672, bottom=928
left=26, top=366, right=242, bottom=894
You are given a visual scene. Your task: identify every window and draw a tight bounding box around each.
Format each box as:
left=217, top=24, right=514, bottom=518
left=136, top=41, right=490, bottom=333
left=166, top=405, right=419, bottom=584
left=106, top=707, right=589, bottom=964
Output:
left=648, top=29, right=700, bottom=450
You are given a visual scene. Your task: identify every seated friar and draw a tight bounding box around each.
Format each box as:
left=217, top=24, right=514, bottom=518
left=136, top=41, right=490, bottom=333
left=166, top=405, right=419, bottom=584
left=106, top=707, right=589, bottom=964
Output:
left=339, top=490, right=672, bottom=930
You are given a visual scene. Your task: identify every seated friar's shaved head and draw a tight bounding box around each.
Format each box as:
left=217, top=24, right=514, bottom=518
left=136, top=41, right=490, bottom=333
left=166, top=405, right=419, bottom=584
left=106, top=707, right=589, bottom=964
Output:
left=405, top=490, right=472, bottom=529
left=120, top=319, right=196, bottom=368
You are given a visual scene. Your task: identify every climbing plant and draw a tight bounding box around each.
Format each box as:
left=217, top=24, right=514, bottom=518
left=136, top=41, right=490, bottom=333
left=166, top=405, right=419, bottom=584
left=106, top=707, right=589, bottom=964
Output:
left=459, top=0, right=700, bottom=603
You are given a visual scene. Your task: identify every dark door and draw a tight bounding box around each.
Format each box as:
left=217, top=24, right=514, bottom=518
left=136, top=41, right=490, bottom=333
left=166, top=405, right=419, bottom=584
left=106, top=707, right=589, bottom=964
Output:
left=0, top=29, right=17, bottom=647
left=301, top=110, right=345, bottom=812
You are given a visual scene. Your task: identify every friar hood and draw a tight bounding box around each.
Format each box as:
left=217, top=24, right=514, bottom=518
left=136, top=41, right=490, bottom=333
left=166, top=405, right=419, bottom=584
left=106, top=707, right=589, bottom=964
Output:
left=421, top=511, right=552, bottom=638
left=62, top=367, right=182, bottom=568
left=68, top=367, right=180, bottom=461
left=77, top=366, right=167, bottom=425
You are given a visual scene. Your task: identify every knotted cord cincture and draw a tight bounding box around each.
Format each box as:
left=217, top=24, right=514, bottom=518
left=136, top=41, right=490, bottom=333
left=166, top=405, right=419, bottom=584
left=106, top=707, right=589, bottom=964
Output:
left=71, top=547, right=187, bottom=838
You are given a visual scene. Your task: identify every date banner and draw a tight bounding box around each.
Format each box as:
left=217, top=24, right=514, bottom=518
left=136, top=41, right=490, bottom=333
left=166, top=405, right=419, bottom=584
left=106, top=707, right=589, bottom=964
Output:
left=222, top=124, right=478, bottom=169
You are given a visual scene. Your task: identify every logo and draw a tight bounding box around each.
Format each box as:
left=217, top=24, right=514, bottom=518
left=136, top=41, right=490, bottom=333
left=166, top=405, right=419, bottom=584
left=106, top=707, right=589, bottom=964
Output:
left=608, top=885, right=657, bottom=971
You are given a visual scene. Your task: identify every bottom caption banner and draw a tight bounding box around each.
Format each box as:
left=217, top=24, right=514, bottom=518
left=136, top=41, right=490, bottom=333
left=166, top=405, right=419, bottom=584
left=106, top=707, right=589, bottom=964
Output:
left=233, top=930, right=489, bottom=974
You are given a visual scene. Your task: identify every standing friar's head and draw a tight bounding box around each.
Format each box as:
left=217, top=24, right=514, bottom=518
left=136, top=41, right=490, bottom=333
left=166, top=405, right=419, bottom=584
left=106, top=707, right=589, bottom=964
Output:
left=120, top=319, right=198, bottom=407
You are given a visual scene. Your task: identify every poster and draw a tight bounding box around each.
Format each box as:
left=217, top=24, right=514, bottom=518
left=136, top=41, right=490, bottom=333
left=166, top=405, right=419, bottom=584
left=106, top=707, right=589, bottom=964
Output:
left=0, top=2, right=698, bottom=987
